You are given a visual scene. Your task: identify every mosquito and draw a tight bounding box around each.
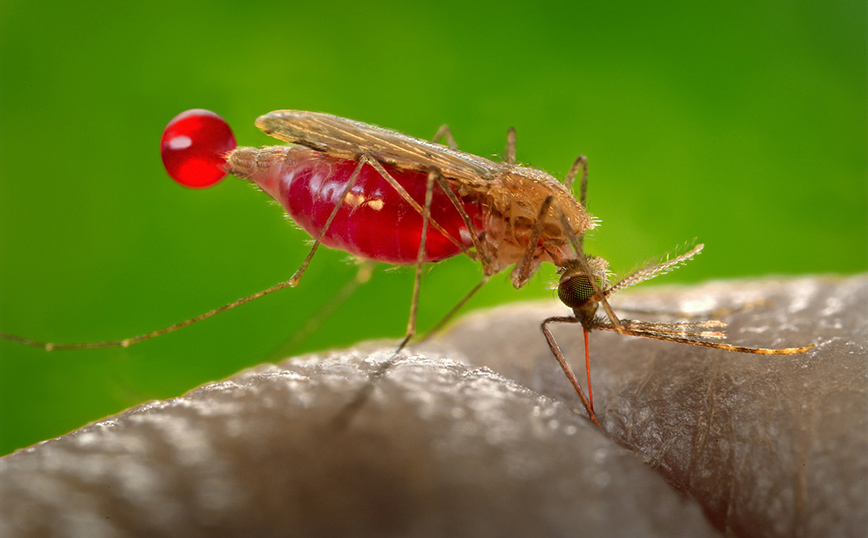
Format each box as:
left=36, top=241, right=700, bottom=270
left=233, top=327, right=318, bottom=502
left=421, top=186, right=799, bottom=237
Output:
left=0, top=109, right=814, bottom=426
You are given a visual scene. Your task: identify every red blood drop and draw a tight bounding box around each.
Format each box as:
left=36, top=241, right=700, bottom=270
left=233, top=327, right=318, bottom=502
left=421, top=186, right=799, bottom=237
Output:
left=160, top=109, right=236, bottom=188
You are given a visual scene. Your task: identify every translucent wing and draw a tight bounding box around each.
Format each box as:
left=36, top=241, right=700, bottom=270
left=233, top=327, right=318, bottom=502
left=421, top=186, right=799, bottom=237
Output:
left=256, top=110, right=502, bottom=187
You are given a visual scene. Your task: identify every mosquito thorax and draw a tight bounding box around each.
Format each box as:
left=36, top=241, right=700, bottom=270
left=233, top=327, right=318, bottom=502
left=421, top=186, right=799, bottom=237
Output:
left=160, top=109, right=237, bottom=188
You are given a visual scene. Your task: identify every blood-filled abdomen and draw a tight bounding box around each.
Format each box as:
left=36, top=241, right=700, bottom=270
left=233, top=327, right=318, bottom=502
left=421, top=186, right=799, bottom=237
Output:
left=227, top=146, right=480, bottom=265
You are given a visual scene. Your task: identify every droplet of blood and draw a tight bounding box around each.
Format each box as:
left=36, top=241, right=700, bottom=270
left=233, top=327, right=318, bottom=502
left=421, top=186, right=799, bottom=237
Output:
left=160, top=109, right=236, bottom=188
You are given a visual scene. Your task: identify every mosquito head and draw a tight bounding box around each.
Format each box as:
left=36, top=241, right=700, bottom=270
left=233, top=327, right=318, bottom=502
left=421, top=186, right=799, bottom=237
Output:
left=557, top=256, right=610, bottom=326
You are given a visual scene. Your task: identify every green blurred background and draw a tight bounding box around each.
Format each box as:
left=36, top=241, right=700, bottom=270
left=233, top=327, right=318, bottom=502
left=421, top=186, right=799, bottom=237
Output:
left=0, top=0, right=864, bottom=455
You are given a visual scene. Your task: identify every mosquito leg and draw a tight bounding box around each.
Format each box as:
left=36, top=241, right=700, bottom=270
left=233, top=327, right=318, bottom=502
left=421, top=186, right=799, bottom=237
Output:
left=0, top=277, right=301, bottom=351
left=378, top=165, right=488, bottom=342
left=511, top=195, right=556, bottom=287
left=404, top=168, right=438, bottom=342
left=266, top=261, right=376, bottom=358
left=563, top=155, right=590, bottom=249
left=413, top=172, right=494, bottom=341
left=563, top=155, right=588, bottom=204
left=589, top=317, right=814, bottom=354
left=541, top=315, right=599, bottom=426
left=331, top=169, right=440, bottom=429
left=505, top=127, right=517, bottom=165
left=432, top=173, right=489, bottom=266
left=364, top=158, right=468, bottom=255
left=418, top=275, right=491, bottom=342
left=289, top=157, right=370, bottom=286
left=432, top=125, right=458, bottom=149
left=1, top=158, right=374, bottom=352
left=417, top=174, right=492, bottom=340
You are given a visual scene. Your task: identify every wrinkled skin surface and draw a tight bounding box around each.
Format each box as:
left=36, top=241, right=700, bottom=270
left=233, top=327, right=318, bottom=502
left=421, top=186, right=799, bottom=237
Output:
left=440, top=275, right=867, bottom=538
left=0, top=276, right=864, bottom=538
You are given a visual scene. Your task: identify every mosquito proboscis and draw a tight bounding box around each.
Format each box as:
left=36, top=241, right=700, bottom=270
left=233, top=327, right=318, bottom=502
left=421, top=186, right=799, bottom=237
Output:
left=0, top=109, right=814, bottom=426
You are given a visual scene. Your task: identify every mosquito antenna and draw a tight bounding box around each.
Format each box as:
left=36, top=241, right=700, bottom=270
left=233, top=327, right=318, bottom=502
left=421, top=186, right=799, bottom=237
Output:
left=605, top=243, right=704, bottom=298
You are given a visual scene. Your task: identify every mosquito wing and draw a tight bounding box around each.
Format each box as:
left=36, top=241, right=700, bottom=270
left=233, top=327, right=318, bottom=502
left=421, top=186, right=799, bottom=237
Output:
left=256, top=110, right=501, bottom=187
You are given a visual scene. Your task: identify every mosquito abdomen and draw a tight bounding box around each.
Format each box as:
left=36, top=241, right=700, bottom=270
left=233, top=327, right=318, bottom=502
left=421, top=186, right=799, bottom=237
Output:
left=228, top=146, right=481, bottom=265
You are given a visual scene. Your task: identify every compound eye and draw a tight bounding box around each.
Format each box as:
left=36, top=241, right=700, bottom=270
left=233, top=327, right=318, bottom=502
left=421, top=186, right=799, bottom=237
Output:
left=557, top=275, right=598, bottom=309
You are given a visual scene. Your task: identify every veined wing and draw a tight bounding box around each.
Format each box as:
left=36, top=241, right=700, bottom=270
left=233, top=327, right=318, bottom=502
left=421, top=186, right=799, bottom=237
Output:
left=256, top=110, right=502, bottom=186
